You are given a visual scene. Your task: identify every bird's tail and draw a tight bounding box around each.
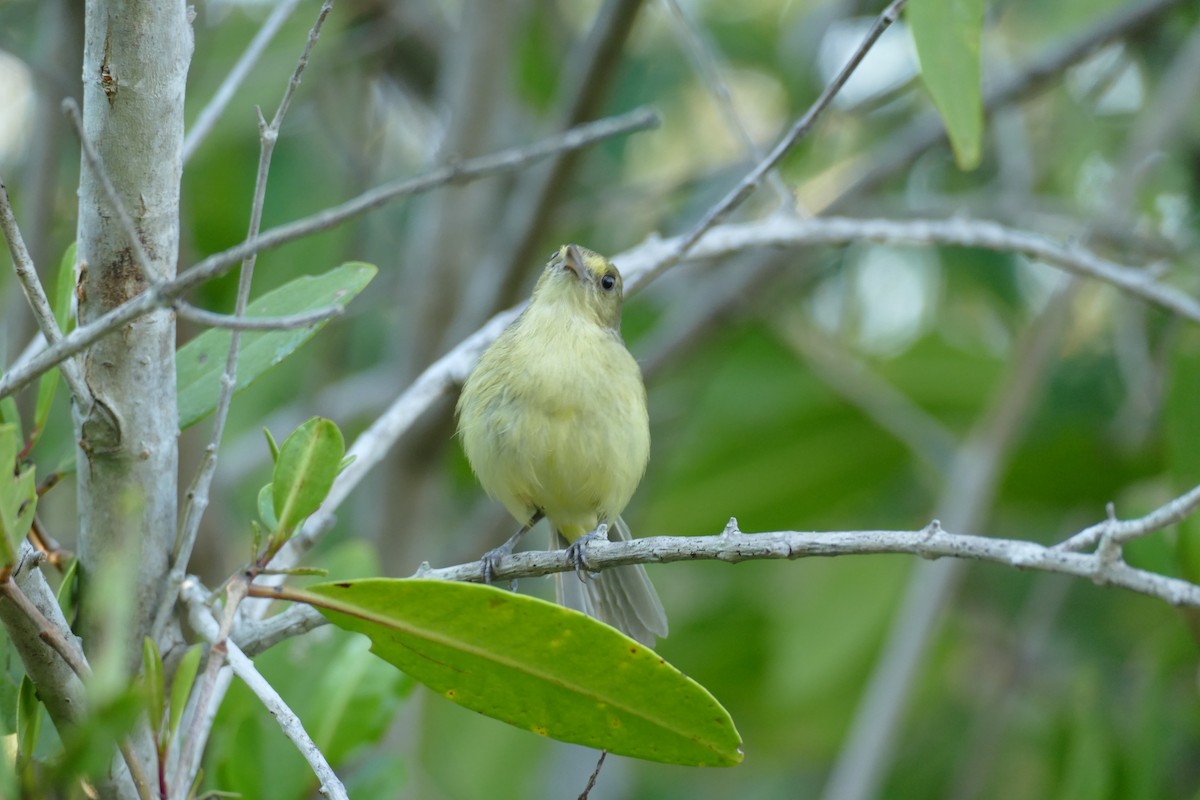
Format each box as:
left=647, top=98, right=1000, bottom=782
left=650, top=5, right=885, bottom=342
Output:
left=554, top=517, right=668, bottom=647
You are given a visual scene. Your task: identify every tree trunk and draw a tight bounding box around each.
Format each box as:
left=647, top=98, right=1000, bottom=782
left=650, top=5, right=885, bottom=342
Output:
left=75, top=0, right=191, bottom=685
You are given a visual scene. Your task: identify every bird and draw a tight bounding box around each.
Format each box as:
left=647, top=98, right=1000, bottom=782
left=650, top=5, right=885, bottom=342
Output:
left=455, top=244, right=668, bottom=646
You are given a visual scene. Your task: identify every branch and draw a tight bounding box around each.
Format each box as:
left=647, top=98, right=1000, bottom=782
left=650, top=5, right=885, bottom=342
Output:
left=398, top=512, right=1200, bottom=610
left=0, top=180, right=91, bottom=407
left=169, top=0, right=336, bottom=624
left=182, top=582, right=347, bottom=800
left=0, top=106, right=660, bottom=401
left=241, top=478, right=1200, bottom=656
left=173, top=301, right=342, bottom=331
left=1057, top=483, right=1200, bottom=552
left=234, top=602, right=325, bottom=657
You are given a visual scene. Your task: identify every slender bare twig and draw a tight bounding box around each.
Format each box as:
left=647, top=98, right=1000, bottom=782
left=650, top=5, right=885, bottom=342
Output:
left=631, top=0, right=908, bottom=292
left=169, top=6, right=337, bottom=795
left=0, top=180, right=90, bottom=407
left=170, top=0, right=336, bottom=604
left=233, top=602, right=325, bottom=657
left=821, top=280, right=1077, bottom=800
left=1058, top=483, right=1200, bottom=552
left=63, top=98, right=159, bottom=285
left=183, top=0, right=307, bottom=163
left=0, top=106, right=660, bottom=401
left=182, top=582, right=348, bottom=800
left=173, top=301, right=342, bottom=331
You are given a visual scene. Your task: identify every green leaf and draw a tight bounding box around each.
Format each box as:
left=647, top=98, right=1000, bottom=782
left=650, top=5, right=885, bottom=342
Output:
left=272, top=418, right=344, bottom=536
left=176, top=262, right=377, bottom=430
left=263, top=427, right=280, bottom=463
left=1166, top=327, right=1200, bottom=583
left=31, top=244, right=77, bottom=448
left=169, top=644, right=202, bottom=740
left=302, top=578, right=743, bottom=767
left=142, top=637, right=165, bottom=741
left=0, top=397, right=21, bottom=444
left=908, top=0, right=984, bottom=169
left=0, top=423, right=36, bottom=567
left=256, top=484, right=277, bottom=532
left=16, top=675, right=39, bottom=772
left=56, top=558, right=79, bottom=622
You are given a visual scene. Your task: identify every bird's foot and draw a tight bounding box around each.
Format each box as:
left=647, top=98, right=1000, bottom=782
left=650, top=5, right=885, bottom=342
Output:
left=565, top=523, right=609, bottom=583
left=480, top=540, right=516, bottom=588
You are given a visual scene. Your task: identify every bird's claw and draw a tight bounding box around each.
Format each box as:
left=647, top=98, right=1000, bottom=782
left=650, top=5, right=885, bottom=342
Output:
left=481, top=542, right=517, bottom=590
left=565, top=523, right=609, bottom=583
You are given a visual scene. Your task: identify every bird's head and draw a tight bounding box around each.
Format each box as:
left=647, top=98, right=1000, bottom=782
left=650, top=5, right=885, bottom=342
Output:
left=531, top=244, right=624, bottom=331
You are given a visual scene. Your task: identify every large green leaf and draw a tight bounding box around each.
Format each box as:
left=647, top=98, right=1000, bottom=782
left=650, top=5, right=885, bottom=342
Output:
left=908, top=0, right=984, bottom=169
left=176, top=262, right=376, bottom=430
left=302, top=578, right=743, bottom=767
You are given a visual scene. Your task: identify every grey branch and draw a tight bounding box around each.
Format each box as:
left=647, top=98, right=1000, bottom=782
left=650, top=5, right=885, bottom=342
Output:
left=173, top=301, right=342, bottom=331
left=0, top=180, right=90, bottom=406
left=0, top=106, right=660, bottom=401
left=238, top=481, right=1200, bottom=656
left=416, top=513, right=1200, bottom=610
left=183, top=583, right=348, bottom=800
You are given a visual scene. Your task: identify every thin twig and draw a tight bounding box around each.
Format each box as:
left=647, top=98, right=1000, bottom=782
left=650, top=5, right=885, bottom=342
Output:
left=173, top=301, right=342, bottom=331
left=0, top=106, right=661, bottom=401
left=631, top=0, right=908, bottom=292
left=168, top=6, right=337, bottom=795
left=1057, top=482, right=1200, bottom=552
left=234, top=602, right=326, bottom=657
left=621, top=216, right=1200, bottom=321
left=182, top=582, right=348, bottom=800
left=183, top=0, right=307, bottom=163
left=0, top=180, right=91, bottom=406
left=171, top=0, right=336, bottom=597
left=578, top=751, right=607, bottom=800
left=63, top=98, right=160, bottom=285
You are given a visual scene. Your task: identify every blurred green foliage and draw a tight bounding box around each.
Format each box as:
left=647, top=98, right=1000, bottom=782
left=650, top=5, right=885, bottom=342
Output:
left=1, top=0, right=1199, bottom=797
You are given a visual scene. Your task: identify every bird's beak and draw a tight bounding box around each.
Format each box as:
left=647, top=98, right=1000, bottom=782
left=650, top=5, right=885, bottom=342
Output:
left=561, top=245, right=590, bottom=285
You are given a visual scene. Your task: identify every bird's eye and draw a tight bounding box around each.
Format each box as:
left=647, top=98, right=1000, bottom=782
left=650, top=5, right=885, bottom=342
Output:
left=600, top=274, right=617, bottom=292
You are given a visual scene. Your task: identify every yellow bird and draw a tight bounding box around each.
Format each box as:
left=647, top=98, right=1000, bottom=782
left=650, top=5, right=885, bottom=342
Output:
left=456, top=244, right=667, bottom=646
